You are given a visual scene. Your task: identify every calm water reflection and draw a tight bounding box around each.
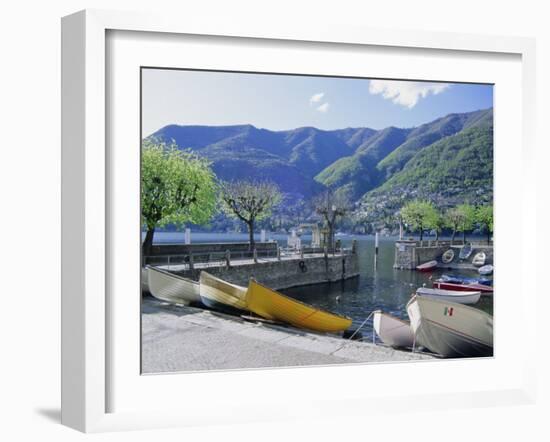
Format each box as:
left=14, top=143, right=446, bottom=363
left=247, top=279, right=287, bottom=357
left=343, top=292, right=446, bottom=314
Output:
left=283, top=236, right=493, bottom=337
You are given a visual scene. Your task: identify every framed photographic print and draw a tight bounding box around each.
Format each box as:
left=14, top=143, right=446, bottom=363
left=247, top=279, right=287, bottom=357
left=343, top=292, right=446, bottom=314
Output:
left=61, top=9, right=537, bottom=432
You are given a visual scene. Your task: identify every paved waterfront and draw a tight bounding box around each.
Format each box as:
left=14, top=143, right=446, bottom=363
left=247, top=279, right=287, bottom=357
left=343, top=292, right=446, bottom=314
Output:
left=141, top=297, right=433, bottom=374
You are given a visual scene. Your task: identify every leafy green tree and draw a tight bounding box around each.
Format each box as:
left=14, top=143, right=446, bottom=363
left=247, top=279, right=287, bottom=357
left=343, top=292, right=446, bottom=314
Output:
left=400, top=200, right=437, bottom=241
left=220, top=180, right=282, bottom=251
left=444, top=207, right=462, bottom=243
left=426, top=208, right=445, bottom=241
left=476, top=204, right=493, bottom=244
left=141, top=141, right=217, bottom=255
left=456, top=203, right=476, bottom=242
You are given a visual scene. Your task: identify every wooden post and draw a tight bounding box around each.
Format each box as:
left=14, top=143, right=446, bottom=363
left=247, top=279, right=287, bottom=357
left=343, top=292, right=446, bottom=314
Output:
left=277, top=246, right=281, bottom=261
left=352, top=239, right=357, bottom=255
left=374, top=232, right=379, bottom=268
left=225, top=249, right=231, bottom=269
left=300, top=246, right=304, bottom=259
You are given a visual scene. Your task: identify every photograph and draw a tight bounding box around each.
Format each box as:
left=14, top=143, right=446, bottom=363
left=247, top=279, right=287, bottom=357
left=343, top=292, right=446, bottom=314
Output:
left=140, top=68, right=494, bottom=374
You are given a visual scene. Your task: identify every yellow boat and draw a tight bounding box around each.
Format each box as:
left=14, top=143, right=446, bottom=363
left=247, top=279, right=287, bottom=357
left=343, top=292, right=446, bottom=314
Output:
left=199, top=271, right=248, bottom=315
left=246, top=279, right=352, bottom=333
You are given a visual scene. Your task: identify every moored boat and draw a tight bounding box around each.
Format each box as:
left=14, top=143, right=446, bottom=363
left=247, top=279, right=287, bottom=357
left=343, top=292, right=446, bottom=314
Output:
left=416, top=287, right=481, bottom=305
left=439, top=274, right=492, bottom=286
left=406, top=295, right=493, bottom=358
left=199, top=271, right=248, bottom=315
left=373, top=310, right=414, bottom=348
left=441, top=249, right=455, bottom=264
left=147, top=266, right=200, bottom=305
left=472, top=251, right=486, bottom=267
left=246, top=279, right=352, bottom=333
left=459, top=244, right=473, bottom=260
left=479, top=264, right=494, bottom=275
left=416, top=260, right=437, bottom=272
left=432, top=280, right=493, bottom=294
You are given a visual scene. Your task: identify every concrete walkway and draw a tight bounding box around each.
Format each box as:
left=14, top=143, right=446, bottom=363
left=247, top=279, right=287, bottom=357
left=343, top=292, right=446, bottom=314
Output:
left=142, top=297, right=433, bottom=374
left=156, top=251, right=348, bottom=273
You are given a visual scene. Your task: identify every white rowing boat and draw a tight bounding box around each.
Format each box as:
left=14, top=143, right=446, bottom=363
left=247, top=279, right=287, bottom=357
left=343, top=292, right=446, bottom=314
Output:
left=373, top=310, right=414, bottom=348
left=479, top=264, right=494, bottom=275
left=415, top=287, right=481, bottom=305
left=441, top=249, right=455, bottom=264
left=147, top=266, right=201, bottom=305
left=406, top=295, right=493, bottom=358
left=472, top=251, right=486, bottom=267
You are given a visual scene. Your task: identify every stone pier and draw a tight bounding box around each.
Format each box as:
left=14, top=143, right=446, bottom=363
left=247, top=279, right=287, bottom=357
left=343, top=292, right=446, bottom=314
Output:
left=393, top=240, right=493, bottom=270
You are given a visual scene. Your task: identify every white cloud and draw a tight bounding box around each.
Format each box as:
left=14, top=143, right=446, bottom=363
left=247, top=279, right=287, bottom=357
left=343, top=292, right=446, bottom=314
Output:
left=309, top=92, right=325, bottom=104
left=317, top=102, right=330, bottom=113
left=369, top=80, right=450, bottom=108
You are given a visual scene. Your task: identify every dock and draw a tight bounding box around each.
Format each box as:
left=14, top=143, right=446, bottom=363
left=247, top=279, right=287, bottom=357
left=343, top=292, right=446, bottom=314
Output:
left=394, top=240, right=493, bottom=270
left=142, top=297, right=433, bottom=374
left=145, top=243, right=360, bottom=290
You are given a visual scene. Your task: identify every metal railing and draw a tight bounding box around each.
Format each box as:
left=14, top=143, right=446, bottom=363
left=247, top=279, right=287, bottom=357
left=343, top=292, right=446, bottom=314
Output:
left=143, top=244, right=353, bottom=270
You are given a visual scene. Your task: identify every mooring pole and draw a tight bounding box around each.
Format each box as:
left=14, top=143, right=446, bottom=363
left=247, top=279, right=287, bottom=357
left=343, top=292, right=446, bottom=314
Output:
left=374, top=231, right=379, bottom=269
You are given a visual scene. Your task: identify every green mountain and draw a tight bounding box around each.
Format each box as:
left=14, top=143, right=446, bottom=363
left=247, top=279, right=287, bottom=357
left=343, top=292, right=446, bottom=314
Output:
left=376, top=108, right=493, bottom=180
left=314, top=126, right=411, bottom=200
left=147, top=108, right=493, bottom=224
left=315, top=108, right=493, bottom=201
left=361, top=122, right=493, bottom=220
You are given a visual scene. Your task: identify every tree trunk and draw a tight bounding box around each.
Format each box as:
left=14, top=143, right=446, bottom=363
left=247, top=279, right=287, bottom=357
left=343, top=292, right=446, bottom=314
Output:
left=487, top=230, right=491, bottom=244
left=419, top=227, right=423, bottom=241
left=327, top=222, right=334, bottom=252
left=451, top=229, right=456, bottom=244
left=247, top=221, right=255, bottom=252
left=463, top=230, right=467, bottom=243
left=142, top=227, right=155, bottom=258
left=435, top=230, right=440, bottom=241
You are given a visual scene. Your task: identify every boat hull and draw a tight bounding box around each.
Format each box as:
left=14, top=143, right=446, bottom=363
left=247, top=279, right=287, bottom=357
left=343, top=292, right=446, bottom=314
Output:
left=246, top=279, right=352, bottom=333
left=147, top=266, right=200, bottom=305
left=373, top=311, right=414, bottom=348
left=433, top=281, right=493, bottom=294
left=479, top=265, right=494, bottom=275
left=199, top=271, right=249, bottom=315
left=416, top=260, right=437, bottom=272
left=416, top=287, right=481, bottom=305
left=407, top=295, right=493, bottom=358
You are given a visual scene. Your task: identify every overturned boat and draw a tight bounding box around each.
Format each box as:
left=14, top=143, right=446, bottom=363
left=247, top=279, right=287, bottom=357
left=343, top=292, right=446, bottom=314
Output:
left=199, top=271, right=249, bottom=315
left=147, top=266, right=200, bottom=305
left=416, top=260, right=437, bottom=272
left=373, top=310, right=414, bottom=348
left=407, top=295, right=493, bottom=358
left=246, top=279, right=352, bottom=333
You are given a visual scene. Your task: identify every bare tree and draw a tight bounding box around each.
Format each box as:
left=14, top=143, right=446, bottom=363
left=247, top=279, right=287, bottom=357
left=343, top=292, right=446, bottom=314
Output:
left=220, top=180, right=282, bottom=251
left=312, top=190, right=351, bottom=251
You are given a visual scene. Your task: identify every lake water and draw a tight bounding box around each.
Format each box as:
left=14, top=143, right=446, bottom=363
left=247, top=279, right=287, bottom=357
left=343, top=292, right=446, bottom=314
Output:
left=149, top=231, right=493, bottom=339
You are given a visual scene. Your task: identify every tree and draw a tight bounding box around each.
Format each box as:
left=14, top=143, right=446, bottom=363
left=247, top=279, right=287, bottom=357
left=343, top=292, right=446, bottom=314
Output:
left=141, top=141, right=217, bottom=256
left=456, top=203, right=476, bottom=242
left=476, top=204, right=493, bottom=244
left=400, top=200, right=437, bottom=241
left=444, top=207, right=462, bottom=243
left=426, top=208, right=445, bottom=241
left=220, top=180, right=282, bottom=251
left=312, top=190, right=351, bottom=251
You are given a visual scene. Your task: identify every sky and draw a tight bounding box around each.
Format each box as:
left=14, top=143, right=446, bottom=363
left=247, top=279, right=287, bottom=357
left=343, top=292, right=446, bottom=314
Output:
left=141, top=68, right=493, bottom=137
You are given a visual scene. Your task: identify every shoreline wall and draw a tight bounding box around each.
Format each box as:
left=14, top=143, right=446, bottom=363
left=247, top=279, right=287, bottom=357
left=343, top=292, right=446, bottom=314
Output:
left=173, top=254, right=359, bottom=290
left=394, top=240, right=494, bottom=270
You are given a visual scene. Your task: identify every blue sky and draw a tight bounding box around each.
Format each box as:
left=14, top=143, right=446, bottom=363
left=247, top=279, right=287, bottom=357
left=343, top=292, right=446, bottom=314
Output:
left=142, top=68, right=493, bottom=137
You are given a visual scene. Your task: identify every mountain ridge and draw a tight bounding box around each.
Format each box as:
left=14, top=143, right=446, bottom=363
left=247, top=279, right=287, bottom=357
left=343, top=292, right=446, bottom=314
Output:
left=146, top=107, right=493, bottom=211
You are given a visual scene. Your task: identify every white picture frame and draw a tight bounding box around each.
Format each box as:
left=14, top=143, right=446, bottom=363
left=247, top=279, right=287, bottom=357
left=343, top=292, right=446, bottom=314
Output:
left=61, top=9, right=537, bottom=433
